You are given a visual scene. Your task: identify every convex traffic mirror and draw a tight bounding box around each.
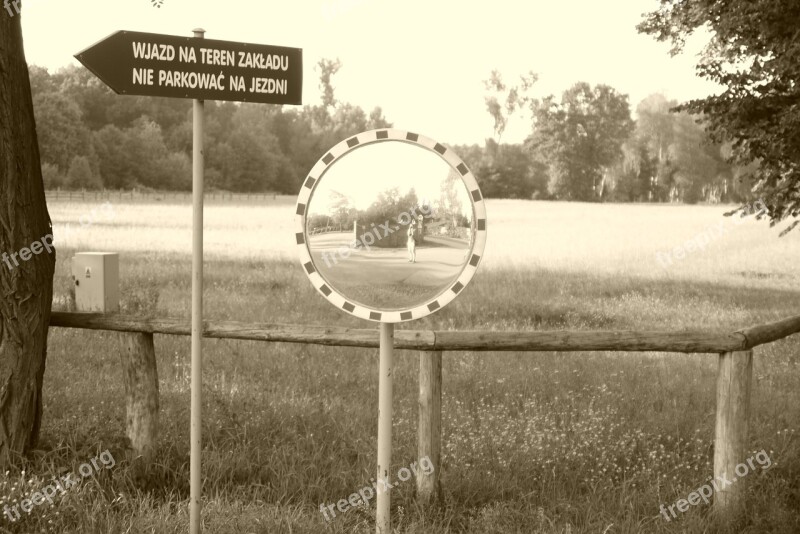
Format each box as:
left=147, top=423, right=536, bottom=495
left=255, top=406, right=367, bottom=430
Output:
left=296, top=129, right=486, bottom=322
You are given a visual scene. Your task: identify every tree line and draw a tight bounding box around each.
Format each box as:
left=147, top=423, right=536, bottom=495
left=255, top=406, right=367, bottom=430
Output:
left=31, top=58, right=390, bottom=194
left=453, top=74, right=756, bottom=204
left=30, top=58, right=759, bottom=205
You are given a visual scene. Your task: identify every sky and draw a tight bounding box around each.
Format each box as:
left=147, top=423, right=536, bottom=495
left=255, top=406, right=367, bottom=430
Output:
left=308, top=141, right=471, bottom=218
left=18, top=0, right=722, bottom=145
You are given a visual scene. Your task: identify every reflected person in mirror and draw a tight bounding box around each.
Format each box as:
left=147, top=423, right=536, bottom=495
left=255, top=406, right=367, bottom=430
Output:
left=407, top=220, right=416, bottom=263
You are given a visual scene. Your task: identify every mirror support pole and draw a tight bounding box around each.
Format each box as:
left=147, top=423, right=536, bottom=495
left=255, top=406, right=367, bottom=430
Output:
left=376, top=322, right=394, bottom=534
left=190, top=27, right=206, bottom=534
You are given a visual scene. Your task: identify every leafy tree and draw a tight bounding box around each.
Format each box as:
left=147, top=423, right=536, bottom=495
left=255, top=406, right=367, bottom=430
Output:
left=476, top=70, right=542, bottom=199
left=439, top=169, right=467, bottom=232
left=329, top=191, right=356, bottom=229
left=608, top=93, right=742, bottom=203
left=130, top=118, right=170, bottom=175
left=306, top=58, right=342, bottom=135
left=448, top=141, right=547, bottom=200
left=126, top=117, right=190, bottom=190
left=480, top=140, right=542, bottom=199
left=206, top=104, right=287, bottom=192
left=670, top=113, right=731, bottom=203
left=93, top=118, right=191, bottom=190
left=28, top=65, right=56, bottom=95
left=367, top=107, right=392, bottom=130
left=41, top=162, right=63, bottom=189
left=610, top=94, right=683, bottom=202
left=448, top=144, right=484, bottom=174
left=365, top=187, right=404, bottom=223
left=639, top=0, right=800, bottom=233
left=483, top=70, right=538, bottom=140
left=528, top=83, right=634, bottom=201
left=269, top=107, right=321, bottom=192
left=213, top=130, right=283, bottom=192
left=66, top=155, right=101, bottom=190
left=318, top=58, right=341, bottom=110
left=32, top=91, right=93, bottom=172
left=53, top=64, right=120, bottom=131
left=609, top=139, right=658, bottom=202
left=93, top=125, right=135, bottom=189
left=159, top=152, right=192, bottom=191
left=635, top=94, right=678, bottom=199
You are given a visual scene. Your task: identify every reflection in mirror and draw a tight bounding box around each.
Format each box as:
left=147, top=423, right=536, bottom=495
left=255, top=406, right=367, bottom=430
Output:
left=306, top=141, right=474, bottom=310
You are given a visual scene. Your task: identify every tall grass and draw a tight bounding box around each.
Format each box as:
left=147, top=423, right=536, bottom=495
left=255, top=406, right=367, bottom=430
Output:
left=3, top=198, right=795, bottom=533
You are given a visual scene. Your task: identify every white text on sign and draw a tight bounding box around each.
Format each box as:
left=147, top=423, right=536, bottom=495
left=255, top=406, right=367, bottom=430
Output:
left=132, top=42, right=290, bottom=70
left=130, top=41, right=291, bottom=95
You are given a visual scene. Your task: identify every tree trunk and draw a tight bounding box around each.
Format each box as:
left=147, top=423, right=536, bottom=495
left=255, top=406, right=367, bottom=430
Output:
left=0, top=7, right=56, bottom=464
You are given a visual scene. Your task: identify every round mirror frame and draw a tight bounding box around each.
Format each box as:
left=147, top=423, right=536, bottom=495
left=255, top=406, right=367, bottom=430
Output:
left=295, top=128, right=487, bottom=323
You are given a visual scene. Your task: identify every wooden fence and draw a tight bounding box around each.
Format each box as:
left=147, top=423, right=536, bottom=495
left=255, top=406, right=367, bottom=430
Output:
left=45, top=190, right=280, bottom=202
left=49, top=311, right=800, bottom=523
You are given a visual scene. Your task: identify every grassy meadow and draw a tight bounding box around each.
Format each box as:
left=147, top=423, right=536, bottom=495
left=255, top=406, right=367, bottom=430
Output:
left=2, top=196, right=798, bottom=533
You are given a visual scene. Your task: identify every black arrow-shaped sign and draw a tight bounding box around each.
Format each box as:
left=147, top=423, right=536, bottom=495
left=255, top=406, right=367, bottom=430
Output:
left=75, top=30, right=302, bottom=105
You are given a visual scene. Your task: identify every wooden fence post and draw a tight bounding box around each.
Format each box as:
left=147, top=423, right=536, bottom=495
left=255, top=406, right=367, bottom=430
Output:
left=714, top=349, right=752, bottom=522
left=418, top=350, right=442, bottom=505
left=119, top=332, right=159, bottom=466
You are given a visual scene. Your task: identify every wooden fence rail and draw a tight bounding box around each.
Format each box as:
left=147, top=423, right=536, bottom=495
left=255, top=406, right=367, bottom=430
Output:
left=49, top=312, right=800, bottom=352
left=48, top=312, right=800, bottom=525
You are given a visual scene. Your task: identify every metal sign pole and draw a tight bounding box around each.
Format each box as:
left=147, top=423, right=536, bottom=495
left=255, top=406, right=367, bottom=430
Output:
left=190, top=27, right=205, bottom=534
left=376, top=322, right=394, bottom=534
left=74, top=26, right=303, bottom=534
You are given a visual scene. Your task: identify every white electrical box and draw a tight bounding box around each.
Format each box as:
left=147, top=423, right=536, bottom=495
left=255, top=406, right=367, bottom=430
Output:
left=71, top=252, right=119, bottom=312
